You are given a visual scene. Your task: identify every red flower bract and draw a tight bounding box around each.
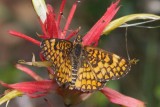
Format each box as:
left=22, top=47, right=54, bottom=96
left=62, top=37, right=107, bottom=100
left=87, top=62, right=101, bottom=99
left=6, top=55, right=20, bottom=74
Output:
left=101, top=87, right=145, bottom=107
left=0, top=80, right=57, bottom=98
left=82, top=0, right=120, bottom=46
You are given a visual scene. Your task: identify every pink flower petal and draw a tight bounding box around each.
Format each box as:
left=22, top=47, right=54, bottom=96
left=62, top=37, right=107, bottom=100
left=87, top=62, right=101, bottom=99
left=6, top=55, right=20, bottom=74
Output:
left=101, top=87, right=145, bottom=107
left=9, top=30, right=40, bottom=46
left=57, top=0, right=67, bottom=28
left=62, top=1, right=79, bottom=39
left=39, top=18, right=48, bottom=37
left=45, top=5, right=58, bottom=38
left=0, top=80, right=58, bottom=98
left=83, top=0, right=120, bottom=46
left=16, top=64, right=43, bottom=81
left=66, top=27, right=81, bottom=40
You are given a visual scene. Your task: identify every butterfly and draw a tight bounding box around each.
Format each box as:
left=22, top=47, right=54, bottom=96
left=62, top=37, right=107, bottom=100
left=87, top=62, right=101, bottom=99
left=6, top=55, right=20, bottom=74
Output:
left=40, top=35, right=131, bottom=92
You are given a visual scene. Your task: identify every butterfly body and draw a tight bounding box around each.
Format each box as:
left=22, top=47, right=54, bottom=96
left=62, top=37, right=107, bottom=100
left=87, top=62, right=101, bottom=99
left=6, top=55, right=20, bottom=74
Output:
left=70, top=38, right=83, bottom=89
left=40, top=35, right=131, bottom=92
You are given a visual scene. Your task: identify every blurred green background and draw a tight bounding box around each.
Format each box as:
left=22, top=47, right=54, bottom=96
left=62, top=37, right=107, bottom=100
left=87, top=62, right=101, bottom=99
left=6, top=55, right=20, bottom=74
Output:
left=0, top=0, right=160, bottom=107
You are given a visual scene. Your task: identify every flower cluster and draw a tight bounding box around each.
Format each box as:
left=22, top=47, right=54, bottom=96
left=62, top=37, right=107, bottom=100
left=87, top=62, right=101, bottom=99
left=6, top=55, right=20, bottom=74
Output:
left=0, top=0, right=148, bottom=107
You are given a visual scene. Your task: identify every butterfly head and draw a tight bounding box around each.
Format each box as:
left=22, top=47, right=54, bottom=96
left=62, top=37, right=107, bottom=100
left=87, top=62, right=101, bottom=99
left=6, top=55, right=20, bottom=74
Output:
left=74, top=35, right=82, bottom=45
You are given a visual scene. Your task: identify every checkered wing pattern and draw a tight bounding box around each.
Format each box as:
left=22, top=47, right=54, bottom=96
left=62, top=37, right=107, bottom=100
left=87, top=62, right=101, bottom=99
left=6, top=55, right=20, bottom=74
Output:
left=41, top=39, right=73, bottom=85
left=72, top=58, right=105, bottom=91
left=56, top=56, right=72, bottom=86
left=84, top=46, right=131, bottom=82
left=40, top=38, right=131, bottom=92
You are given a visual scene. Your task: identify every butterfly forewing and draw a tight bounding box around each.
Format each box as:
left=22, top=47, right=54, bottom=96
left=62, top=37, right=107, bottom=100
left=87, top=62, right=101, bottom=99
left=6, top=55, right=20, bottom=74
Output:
left=41, top=39, right=73, bottom=70
left=84, top=46, right=131, bottom=82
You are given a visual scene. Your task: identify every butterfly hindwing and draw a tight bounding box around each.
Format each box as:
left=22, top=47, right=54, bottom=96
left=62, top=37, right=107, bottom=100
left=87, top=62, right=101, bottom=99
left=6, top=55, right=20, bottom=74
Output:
left=56, top=55, right=72, bottom=86
left=70, top=58, right=105, bottom=91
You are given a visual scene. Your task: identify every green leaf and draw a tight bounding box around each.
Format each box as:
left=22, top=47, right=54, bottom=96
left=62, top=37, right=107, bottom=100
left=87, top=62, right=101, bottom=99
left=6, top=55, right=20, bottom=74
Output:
left=32, top=0, right=47, bottom=23
left=103, top=14, right=160, bottom=35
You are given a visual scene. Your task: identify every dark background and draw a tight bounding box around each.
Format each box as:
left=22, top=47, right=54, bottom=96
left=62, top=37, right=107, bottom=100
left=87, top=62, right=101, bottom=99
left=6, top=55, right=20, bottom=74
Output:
left=0, top=0, right=160, bottom=107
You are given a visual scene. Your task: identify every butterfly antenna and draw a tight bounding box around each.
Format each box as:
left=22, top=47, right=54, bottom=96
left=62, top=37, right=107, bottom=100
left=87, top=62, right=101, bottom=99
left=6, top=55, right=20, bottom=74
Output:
left=125, top=27, right=130, bottom=61
left=125, top=27, right=139, bottom=64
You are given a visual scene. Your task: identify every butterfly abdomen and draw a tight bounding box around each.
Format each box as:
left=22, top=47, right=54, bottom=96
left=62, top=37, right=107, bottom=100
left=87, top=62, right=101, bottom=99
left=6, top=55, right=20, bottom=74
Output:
left=70, top=60, right=78, bottom=89
left=69, top=43, right=83, bottom=90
